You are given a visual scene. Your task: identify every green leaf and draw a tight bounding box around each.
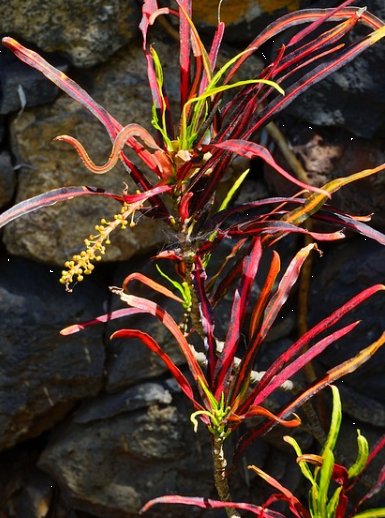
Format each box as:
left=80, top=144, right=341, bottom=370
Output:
left=322, top=385, right=342, bottom=455
left=348, top=429, right=369, bottom=479
left=318, top=447, right=335, bottom=515
left=326, top=486, right=343, bottom=517
left=150, top=47, right=172, bottom=148
left=284, top=436, right=315, bottom=485
left=155, top=265, right=191, bottom=309
left=181, top=79, right=284, bottom=148
left=218, top=169, right=250, bottom=212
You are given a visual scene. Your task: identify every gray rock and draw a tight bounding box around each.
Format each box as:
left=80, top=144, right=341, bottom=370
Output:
left=0, top=0, right=140, bottom=67
left=0, top=250, right=107, bottom=450
left=5, top=42, right=172, bottom=265
left=73, top=383, right=173, bottom=424
left=0, top=151, right=16, bottom=208
left=38, top=389, right=215, bottom=517
left=0, top=49, right=66, bottom=115
left=309, top=238, right=385, bottom=405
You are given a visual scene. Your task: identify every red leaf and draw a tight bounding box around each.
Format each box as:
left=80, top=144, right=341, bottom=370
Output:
left=193, top=257, right=217, bottom=385
left=229, top=251, right=281, bottom=405
left=249, top=465, right=310, bottom=518
left=177, top=0, right=192, bottom=107
left=287, top=0, right=357, bottom=48
left=236, top=332, right=385, bottom=458
left=140, top=495, right=286, bottom=517
left=122, top=272, right=184, bottom=303
left=213, top=140, right=327, bottom=195
left=0, top=186, right=123, bottom=229
left=214, top=238, right=262, bottom=397
left=240, top=405, right=300, bottom=428
left=250, top=321, right=360, bottom=407
left=251, top=284, right=385, bottom=405
left=249, top=251, right=281, bottom=339
left=223, top=6, right=383, bottom=84
left=249, top=22, right=385, bottom=134
left=1, top=37, right=165, bottom=200
left=60, top=308, right=146, bottom=335
left=279, top=332, right=385, bottom=431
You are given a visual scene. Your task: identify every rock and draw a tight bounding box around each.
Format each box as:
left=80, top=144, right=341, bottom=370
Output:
left=0, top=248, right=107, bottom=450
left=4, top=42, right=172, bottom=265
left=38, top=385, right=215, bottom=517
left=0, top=151, right=16, bottom=208
left=0, top=1, right=140, bottom=67
left=73, top=383, right=173, bottom=423
left=0, top=48, right=67, bottom=115
left=308, top=238, right=385, bottom=405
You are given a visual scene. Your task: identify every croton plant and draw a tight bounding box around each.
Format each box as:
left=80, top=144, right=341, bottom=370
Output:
left=2, top=0, right=385, bottom=516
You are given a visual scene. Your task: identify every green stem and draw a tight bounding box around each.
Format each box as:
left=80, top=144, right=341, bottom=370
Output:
left=212, top=435, right=241, bottom=518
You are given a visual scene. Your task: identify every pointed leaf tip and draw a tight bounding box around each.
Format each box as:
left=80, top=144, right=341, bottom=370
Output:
left=60, top=324, right=81, bottom=336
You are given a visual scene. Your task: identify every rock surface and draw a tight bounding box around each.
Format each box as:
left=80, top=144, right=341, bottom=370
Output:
left=309, top=238, right=385, bottom=404
left=0, top=48, right=67, bottom=115
left=0, top=249, right=107, bottom=450
left=38, top=384, right=215, bottom=518
left=0, top=0, right=140, bottom=67
left=193, top=0, right=310, bottom=41
left=0, top=151, right=16, bottom=208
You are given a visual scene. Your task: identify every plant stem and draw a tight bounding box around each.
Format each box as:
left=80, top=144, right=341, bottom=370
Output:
left=212, top=435, right=241, bottom=518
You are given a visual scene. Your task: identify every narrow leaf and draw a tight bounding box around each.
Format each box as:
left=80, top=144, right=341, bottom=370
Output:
left=318, top=447, right=335, bottom=514
left=348, top=430, right=369, bottom=479
left=249, top=465, right=310, bottom=518
left=280, top=332, right=385, bottom=422
left=122, top=272, right=184, bottom=303
left=284, top=163, right=385, bottom=227
left=287, top=0, right=356, bottom=48
left=217, top=169, right=250, bottom=213
left=213, top=140, right=326, bottom=195
left=284, top=435, right=315, bottom=485
left=60, top=308, right=146, bottom=335
left=236, top=331, right=385, bottom=459
left=215, top=238, right=262, bottom=397
left=1, top=37, right=163, bottom=196
left=249, top=251, right=281, bottom=339
left=250, top=321, right=360, bottom=408
left=140, top=495, right=286, bottom=517
left=250, top=284, right=385, bottom=407
left=0, top=186, right=123, bottom=229
left=323, top=385, right=342, bottom=455
left=193, top=257, right=217, bottom=384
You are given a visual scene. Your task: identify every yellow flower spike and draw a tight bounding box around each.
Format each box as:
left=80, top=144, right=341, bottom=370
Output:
left=60, top=200, right=144, bottom=291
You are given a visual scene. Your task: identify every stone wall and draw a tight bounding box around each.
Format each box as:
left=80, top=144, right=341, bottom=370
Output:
left=1, top=1, right=385, bottom=516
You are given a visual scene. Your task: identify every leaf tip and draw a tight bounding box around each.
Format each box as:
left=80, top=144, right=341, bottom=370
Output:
left=60, top=324, right=81, bottom=335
